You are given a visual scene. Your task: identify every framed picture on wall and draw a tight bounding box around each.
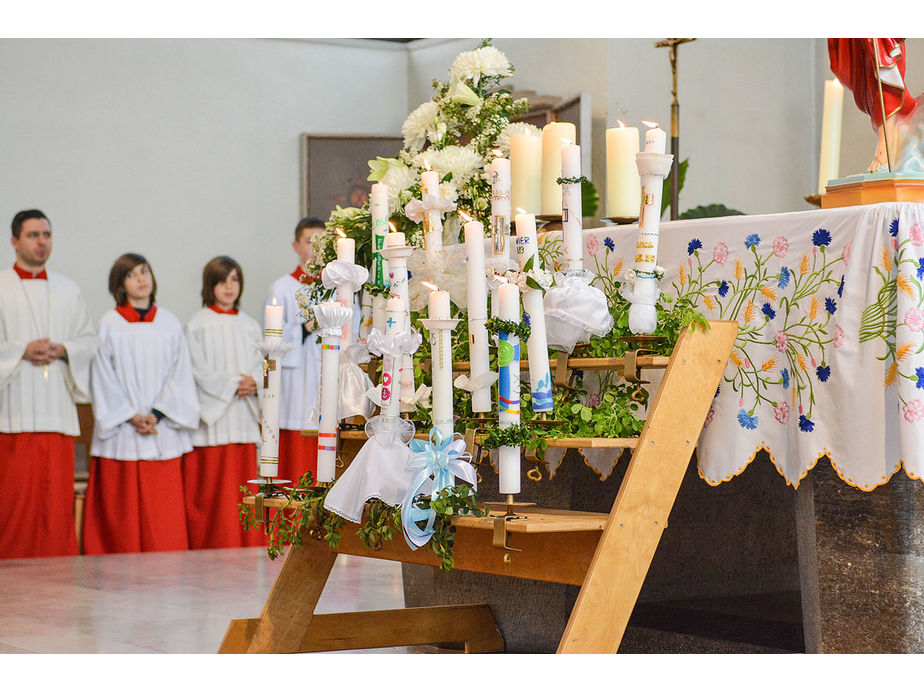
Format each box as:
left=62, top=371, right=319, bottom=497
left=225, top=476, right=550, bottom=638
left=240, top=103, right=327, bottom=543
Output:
left=300, top=134, right=403, bottom=221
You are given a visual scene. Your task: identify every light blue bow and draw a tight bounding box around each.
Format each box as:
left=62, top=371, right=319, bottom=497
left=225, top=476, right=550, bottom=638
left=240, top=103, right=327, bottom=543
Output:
left=400, top=427, right=477, bottom=550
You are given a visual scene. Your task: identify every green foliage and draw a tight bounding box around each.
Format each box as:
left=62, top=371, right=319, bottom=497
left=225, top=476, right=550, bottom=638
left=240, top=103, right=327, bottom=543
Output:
left=420, top=485, right=487, bottom=571
left=679, top=204, right=745, bottom=219
left=661, top=158, right=689, bottom=218
left=485, top=316, right=531, bottom=342
left=582, top=178, right=599, bottom=218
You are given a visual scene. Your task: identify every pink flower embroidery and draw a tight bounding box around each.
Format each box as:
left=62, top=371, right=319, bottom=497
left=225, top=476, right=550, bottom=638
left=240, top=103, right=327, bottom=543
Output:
left=903, top=399, right=924, bottom=423
left=775, top=330, right=789, bottom=352
left=586, top=235, right=599, bottom=257
left=774, top=401, right=790, bottom=424
left=911, top=223, right=924, bottom=247
left=905, top=307, right=924, bottom=332
left=713, top=242, right=729, bottom=265
left=842, top=241, right=852, bottom=263
left=892, top=238, right=899, bottom=251
left=772, top=236, right=789, bottom=258
left=834, top=324, right=844, bottom=348
left=704, top=408, right=715, bottom=428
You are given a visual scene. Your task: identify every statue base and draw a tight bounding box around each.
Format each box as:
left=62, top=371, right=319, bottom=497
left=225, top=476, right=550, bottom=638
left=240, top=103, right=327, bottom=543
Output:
left=822, top=172, right=924, bottom=209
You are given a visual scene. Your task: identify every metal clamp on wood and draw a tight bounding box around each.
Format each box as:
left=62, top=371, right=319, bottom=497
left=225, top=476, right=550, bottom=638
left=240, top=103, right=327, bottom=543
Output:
left=492, top=515, right=522, bottom=563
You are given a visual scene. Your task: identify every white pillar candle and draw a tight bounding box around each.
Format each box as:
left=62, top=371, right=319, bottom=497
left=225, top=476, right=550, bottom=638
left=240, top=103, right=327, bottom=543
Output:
left=497, top=282, right=521, bottom=495
left=370, top=183, right=390, bottom=288
left=510, top=132, right=541, bottom=215
left=560, top=143, right=584, bottom=273
left=380, top=297, right=405, bottom=421
left=259, top=299, right=284, bottom=478
left=464, top=220, right=492, bottom=412
left=644, top=124, right=667, bottom=154
left=317, top=324, right=344, bottom=484
left=427, top=289, right=454, bottom=437
left=336, top=237, right=356, bottom=346
left=264, top=300, right=283, bottom=334
left=818, top=78, right=844, bottom=195
left=540, top=122, right=576, bottom=216
left=421, top=169, right=443, bottom=252
left=384, top=231, right=416, bottom=411
left=514, top=213, right=553, bottom=413
left=606, top=123, right=642, bottom=219
left=491, top=157, right=512, bottom=259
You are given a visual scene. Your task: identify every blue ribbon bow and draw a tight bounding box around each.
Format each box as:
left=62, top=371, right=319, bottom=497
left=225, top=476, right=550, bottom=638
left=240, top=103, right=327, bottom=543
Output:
left=400, top=427, right=477, bottom=550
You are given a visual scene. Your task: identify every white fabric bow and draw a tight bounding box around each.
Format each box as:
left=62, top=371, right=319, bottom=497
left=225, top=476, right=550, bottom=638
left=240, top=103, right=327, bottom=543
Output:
left=543, top=272, right=615, bottom=353
left=366, top=327, right=422, bottom=358
left=454, top=371, right=499, bottom=392
left=312, top=301, right=352, bottom=336
left=322, top=260, right=369, bottom=290
left=404, top=193, right=456, bottom=224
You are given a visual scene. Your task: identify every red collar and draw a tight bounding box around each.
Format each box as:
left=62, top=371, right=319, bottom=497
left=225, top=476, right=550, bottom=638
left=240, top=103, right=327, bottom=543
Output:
left=208, top=304, right=239, bottom=315
left=290, top=265, right=308, bottom=282
left=13, top=264, right=47, bottom=280
left=116, top=303, right=158, bottom=323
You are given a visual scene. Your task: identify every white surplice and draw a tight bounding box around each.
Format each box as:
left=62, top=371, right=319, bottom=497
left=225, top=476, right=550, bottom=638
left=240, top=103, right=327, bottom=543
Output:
left=0, top=269, right=98, bottom=435
left=185, top=307, right=263, bottom=447
left=89, top=307, right=199, bottom=461
left=265, top=274, right=321, bottom=431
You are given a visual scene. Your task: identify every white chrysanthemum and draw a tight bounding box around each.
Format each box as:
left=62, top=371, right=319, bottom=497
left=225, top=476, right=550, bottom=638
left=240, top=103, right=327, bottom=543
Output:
left=381, top=164, right=417, bottom=194
left=438, top=180, right=459, bottom=204
left=449, top=46, right=512, bottom=85
left=402, top=101, right=439, bottom=150
left=494, top=121, right=541, bottom=156
left=432, top=145, right=483, bottom=186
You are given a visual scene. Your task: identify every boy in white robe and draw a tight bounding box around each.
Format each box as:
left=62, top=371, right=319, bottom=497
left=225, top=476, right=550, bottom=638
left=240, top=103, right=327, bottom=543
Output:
left=183, top=256, right=264, bottom=549
left=0, top=209, right=98, bottom=558
left=83, top=253, right=199, bottom=554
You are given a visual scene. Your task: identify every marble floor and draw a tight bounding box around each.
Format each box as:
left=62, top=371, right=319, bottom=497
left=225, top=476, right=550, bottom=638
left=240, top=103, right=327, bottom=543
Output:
left=0, top=547, right=418, bottom=654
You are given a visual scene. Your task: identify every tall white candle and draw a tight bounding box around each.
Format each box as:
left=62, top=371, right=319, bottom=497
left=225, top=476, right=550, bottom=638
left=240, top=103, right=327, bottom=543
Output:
left=606, top=123, right=641, bottom=219
left=540, top=122, right=576, bottom=215
left=491, top=156, right=512, bottom=259
left=421, top=169, right=443, bottom=252
left=510, top=132, right=541, bottom=215
left=561, top=143, right=584, bottom=273
left=514, top=213, right=553, bottom=413
left=370, top=183, right=390, bottom=288
left=259, top=299, right=284, bottom=478
left=464, top=220, right=491, bottom=412
left=497, top=282, right=521, bottom=495
left=427, top=289, right=454, bottom=437
left=380, top=297, right=405, bottom=421
left=336, top=237, right=356, bottom=346
left=316, top=307, right=347, bottom=483
left=818, top=78, right=844, bottom=195
left=372, top=294, right=386, bottom=335
left=384, top=231, right=416, bottom=411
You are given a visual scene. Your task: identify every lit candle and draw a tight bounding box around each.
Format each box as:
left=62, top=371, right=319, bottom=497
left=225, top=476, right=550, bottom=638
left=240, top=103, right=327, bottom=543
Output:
left=560, top=142, right=583, bottom=273
left=464, top=219, right=492, bottom=412
left=490, top=154, right=511, bottom=259
left=514, top=213, right=553, bottom=413
left=421, top=169, right=443, bottom=253
left=497, top=281, right=521, bottom=495
left=606, top=122, right=642, bottom=219
left=370, top=183, right=390, bottom=288
left=264, top=299, right=283, bottom=335
left=510, top=132, right=541, bottom=215
left=426, top=286, right=455, bottom=437
left=818, top=78, right=844, bottom=195
left=259, top=298, right=284, bottom=478
left=540, top=121, right=576, bottom=215
left=336, top=235, right=356, bottom=346
left=643, top=121, right=667, bottom=154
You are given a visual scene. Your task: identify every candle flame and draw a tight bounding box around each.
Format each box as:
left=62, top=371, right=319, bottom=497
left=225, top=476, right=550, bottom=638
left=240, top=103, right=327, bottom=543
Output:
left=388, top=221, right=397, bottom=233
left=642, top=120, right=659, bottom=129
left=515, top=207, right=527, bottom=215
left=458, top=210, right=473, bottom=223
left=336, top=227, right=346, bottom=238
left=616, top=120, right=626, bottom=128
left=491, top=148, right=504, bottom=158
left=493, top=274, right=508, bottom=284
left=421, top=280, right=439, bottom=291
left=560, top=137, right=572, bottom=145
left=272, top=298, right=277, bottom=306
left=423, top=159, right=431, bottom=171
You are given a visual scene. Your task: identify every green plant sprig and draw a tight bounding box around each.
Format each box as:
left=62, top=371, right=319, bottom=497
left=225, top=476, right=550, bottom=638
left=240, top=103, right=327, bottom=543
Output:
left=486, top=316, right=531, bottom=342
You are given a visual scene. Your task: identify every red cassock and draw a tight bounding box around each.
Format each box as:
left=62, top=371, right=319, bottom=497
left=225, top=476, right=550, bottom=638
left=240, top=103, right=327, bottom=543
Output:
left=278, top=430, right=318, bottom=487
left=0, top=433, right=79, bottom=558
left=828, top=38, right=918, bottom=128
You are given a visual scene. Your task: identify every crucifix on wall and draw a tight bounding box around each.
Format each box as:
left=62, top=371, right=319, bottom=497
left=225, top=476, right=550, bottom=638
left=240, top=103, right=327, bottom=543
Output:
left=655, top=38, right=696, bottom=221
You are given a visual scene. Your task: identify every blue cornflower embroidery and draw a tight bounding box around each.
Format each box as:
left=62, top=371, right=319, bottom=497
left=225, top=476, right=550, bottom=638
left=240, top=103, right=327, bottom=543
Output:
left=737, top=409, right=759, bottom=430
left=917, top=259, right=924, bottom=281
left=781, top=368, right=790, bottom=389
left=718, top=280, right=730, bottom=297
left=838, top=275, right=844, bottom=297
left=745, top=233, right=761, bottom=250
left=778, top=267, right=791, bottom=289
left=687, top=238, right=703, bottom=255
left=816, top=364, right=831, bottom=382
left=917, top=367, right=924, bottom=390
left=825, top=298, right=837, bottom=314
left=890, top=218, right=899, bottom=237
left=812, top=228, right=832, bottom=247
left=799, top=415, right=815, bottom=432
left=762, top=303, right=776, bottom=320
left=604, top=236, right=615, bottom=251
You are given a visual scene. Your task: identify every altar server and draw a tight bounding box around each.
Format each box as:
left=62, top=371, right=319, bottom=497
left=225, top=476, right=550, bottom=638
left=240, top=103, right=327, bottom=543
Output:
left=83, top=253, right=199, bottom=554
left=0, top=210, right=98, bottom=558
left=264, top=217, right=323, bottom=485
left=183, top=256, right=264, bottom=549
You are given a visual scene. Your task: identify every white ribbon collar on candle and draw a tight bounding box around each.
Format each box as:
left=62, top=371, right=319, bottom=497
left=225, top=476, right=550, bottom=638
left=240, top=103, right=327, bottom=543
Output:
left=256, top=336, right=295, bottom=359
left=454, top=370, right=499, bottom=392
left=543, top=274, right=615, bottom=353
left=404, top=194, right=456, bottom=224
left=366, top=327, right=422, bottom=358
left=321, top=260, right=369, bottom=291
left=313, top=300, right=353, bottom=336
left=484, top=256, right=518, bottom=276
left=401, top=383, right=432, bottom=409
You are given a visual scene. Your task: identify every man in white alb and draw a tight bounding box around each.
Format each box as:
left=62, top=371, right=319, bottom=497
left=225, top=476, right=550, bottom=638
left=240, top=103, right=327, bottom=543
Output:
left=0, top=209, right=98, bottom=558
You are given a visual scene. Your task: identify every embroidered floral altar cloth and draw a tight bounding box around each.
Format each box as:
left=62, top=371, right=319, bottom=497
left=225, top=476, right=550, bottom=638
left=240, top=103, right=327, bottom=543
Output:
left=564, top=202, right=924, bottom=491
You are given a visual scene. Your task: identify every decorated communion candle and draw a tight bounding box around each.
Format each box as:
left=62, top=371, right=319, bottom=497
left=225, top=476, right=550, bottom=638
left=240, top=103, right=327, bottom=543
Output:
left=560, top=143, right=584, bottom=273
left=605, top=122, right=642, bottom=219
left=317, top=316, right=344, bottom=484
left=497, top=281, right=521, bottom=495
left=540, top=121, right=576, bottom=216
left=427, top=289, right=454, bottom=437
left=384, top=231, right=416, bottom=411
left=259, top=299, right=284, bottom=478
left=380, top=296, right=405, bottom=421
left=818, top=78, right=844, bottom=195
left=421, top=169, right=443, bottom=252
left=336, top=237, right=356, bottom=345
left=514, top=213, right=553, bottom=413
left=491, top=155, right=512, bottom=259
left=510, top=131, right=541, bottom=215
left=464, top=220, right=492, bottom=412
left=370, top=183, right=390, bottom=289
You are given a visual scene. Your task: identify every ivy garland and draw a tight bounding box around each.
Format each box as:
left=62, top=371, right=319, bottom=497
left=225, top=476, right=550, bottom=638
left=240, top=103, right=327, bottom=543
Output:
left=485, top=316, right=531, bottom=342
left=555, top=175, right=590, bottom=186
left=481, top=421, right=535, bottom=450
